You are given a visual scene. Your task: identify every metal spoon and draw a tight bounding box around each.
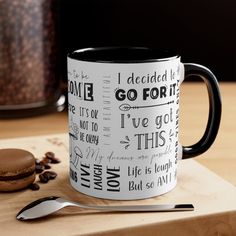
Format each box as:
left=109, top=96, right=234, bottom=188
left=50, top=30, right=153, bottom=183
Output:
left=16, top=196, right=194, bottom=221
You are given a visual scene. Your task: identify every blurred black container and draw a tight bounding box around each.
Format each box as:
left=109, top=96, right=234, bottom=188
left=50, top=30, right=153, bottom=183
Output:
left=0, top=0, right=65, bottom=118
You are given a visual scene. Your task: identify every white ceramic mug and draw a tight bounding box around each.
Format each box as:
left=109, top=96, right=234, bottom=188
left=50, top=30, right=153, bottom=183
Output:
left=67, top=47, right=221, bottom=200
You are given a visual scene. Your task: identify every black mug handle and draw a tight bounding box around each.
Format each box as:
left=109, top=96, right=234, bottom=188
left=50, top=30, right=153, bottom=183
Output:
left=181, top=63, right=222, bottom=159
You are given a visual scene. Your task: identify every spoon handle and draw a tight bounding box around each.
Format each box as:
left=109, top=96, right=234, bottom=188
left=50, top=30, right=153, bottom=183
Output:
left=88, top=203, right=194, bottom=212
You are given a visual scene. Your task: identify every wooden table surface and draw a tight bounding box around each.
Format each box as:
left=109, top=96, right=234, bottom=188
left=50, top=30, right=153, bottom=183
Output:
left=0, top=82, right=235, bottom=185
left=0, top=82, right=235, bottom=236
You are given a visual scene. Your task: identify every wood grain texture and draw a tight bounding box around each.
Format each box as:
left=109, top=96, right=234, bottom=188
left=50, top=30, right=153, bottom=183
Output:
left=0, top=134, right=236, bottom=236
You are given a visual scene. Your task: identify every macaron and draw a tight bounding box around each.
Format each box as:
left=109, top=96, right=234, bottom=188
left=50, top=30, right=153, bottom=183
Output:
left=0, top=148, right=36, bottom=192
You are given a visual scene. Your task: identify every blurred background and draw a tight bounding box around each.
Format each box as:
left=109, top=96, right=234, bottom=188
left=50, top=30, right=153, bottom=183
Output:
left=59, top=0, right=236, bottom=82
left=0, top=0, right=235, bottom=118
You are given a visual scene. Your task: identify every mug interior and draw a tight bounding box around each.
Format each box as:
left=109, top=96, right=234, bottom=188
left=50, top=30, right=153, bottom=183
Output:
left=68, top=47, right=179, bottom=63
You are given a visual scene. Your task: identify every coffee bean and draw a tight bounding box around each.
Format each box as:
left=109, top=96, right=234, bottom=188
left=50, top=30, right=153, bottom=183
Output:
left=44, top=163, right=51, bottom=169
left=45, top=152, right=55, bottom=159
left=50, top=157, right=61, bottom=164
left=43, top=152, right=61, bottom=164
left=35, top=164, right=44, bottom=174
left=39, top=173, right=49, bottom=183
left=42, top=171, right=51, bottom=180
left=44, top=157, right=52, bottom=163
left=43, top=171, right=57, bottom=180
left=49, top=171, right=57, bottom=179
left=33, top=152, right=59, bottom=187
left=29, top=183, right=40, bottom=191
left=40, top=158, right=50, bottom=166
left=35, top=159, right=41, bottom=165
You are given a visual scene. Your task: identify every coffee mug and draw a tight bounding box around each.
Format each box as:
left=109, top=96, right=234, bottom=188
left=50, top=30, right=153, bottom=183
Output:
left=67, top=47, right=221, bottom=200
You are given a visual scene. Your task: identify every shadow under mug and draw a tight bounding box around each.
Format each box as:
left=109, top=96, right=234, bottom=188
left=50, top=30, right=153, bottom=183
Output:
left=67, top=47, right=222, bottom=200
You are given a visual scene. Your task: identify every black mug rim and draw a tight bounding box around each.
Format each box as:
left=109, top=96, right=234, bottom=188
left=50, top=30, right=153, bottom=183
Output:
left=68, top=47, right=180, bottom=63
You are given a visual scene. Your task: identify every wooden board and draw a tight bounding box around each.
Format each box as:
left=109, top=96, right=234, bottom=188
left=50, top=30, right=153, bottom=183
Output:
left=0, top=133, right=236, bottom=236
